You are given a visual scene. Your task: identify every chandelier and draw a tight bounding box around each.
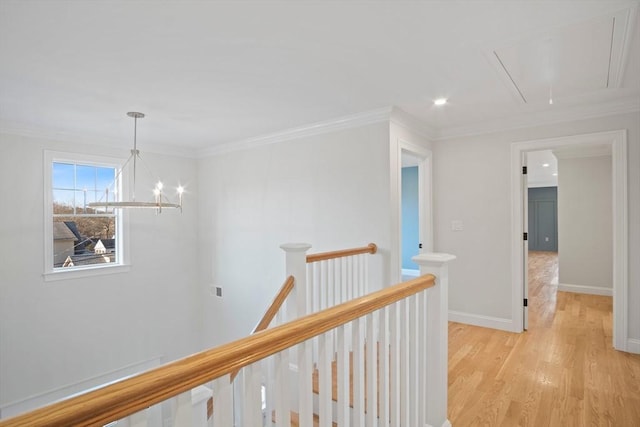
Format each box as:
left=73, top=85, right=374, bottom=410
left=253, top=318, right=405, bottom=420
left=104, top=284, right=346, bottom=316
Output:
left=88, top=112, right=183, bottom=213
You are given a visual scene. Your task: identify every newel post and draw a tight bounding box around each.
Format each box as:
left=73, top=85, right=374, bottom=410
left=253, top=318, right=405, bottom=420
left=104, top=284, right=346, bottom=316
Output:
left=280, top=243, right=312, bottom=321
left=412, top=252, right=456, bottom=427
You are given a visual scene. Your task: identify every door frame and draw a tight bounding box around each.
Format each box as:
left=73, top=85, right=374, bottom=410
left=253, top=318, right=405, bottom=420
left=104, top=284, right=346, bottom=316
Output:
left=510, top=130, right=628, bottom=350
left=392, top=138, right=433, bottom=283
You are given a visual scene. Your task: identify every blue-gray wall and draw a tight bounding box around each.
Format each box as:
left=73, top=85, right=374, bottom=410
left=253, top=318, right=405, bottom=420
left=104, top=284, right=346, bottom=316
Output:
left=528, top=186, right=558, bottom=251
left=402, top=167, right=419, bottom=269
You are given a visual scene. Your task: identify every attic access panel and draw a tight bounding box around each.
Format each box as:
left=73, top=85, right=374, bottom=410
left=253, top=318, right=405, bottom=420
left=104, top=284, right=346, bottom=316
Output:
left=492, top=9, right=634, bottom=104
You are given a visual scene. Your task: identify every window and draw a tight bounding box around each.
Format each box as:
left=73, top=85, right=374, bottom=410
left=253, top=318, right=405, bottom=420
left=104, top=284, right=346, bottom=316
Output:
left=44, top=151, right=129, bottom=279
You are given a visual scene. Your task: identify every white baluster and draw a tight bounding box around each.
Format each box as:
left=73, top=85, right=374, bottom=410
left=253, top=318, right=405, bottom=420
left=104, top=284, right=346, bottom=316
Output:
left=352, top=317, right=365, bottom=427
left=409, top=295, right=419, bottom=427
left=365, top=313, right=377, bottom=426
left=389, top=302, right=400, bottom=427
left=318, top=332, right=333, bottom=427
left=298, top=340, right=313, bottom=426
left=378, top=306, right=390, bottom=425
left=418, top=289, right=428, bottom=427
left=212, top=376, right=233, bottom=427
left=399, top=299, right=410, bottom=427
left=190, top=386, right=212, bottom=427
left=173, top=390, right=192, bottom=427
left=242, top=364, right=262, bottom=426
left=337, top=324, right=350, bottom=427
left=274, top=348, right=290, bottom=427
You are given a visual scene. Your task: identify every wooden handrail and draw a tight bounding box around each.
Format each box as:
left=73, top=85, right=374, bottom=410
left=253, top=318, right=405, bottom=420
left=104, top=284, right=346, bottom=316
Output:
left=251, top=275, right=295, bottom=334
left=306, top=243, right=377, bottom=263
left=0, top=274, right=435, bottom=427
left=230, top=275, right=295, bottom=381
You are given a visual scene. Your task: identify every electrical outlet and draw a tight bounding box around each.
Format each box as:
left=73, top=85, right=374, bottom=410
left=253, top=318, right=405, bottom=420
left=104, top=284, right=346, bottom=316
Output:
left=215, top=286, right=223, bottom=297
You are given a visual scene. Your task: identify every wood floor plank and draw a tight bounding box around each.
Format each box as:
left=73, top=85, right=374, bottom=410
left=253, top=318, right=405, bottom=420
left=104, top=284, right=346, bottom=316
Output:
left=448, top=251, right=640, bottom=426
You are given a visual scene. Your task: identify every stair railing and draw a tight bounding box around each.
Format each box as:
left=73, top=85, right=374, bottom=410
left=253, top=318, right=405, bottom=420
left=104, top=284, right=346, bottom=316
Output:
left=305, top=243, right=377, bottom=314
left=0, top=246, right=454, bottom=427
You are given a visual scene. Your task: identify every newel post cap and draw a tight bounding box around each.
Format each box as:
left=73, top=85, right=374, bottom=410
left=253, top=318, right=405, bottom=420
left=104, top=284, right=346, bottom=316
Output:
left=412, top=252, right=457, bottom=265
left=280, top=243, right=312, bottom=252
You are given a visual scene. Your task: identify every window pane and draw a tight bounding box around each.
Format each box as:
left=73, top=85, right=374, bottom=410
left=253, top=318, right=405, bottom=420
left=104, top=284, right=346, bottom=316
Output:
left=96, top=167, right=116, bottom=193
left=74, top=189, right=89, bottom=213
left=52, top=163, right=75, bottom=189
left=76, top=164, right=96, bottom=190
left=53, top=216, right=117, bottom=268
left=53, top=189, right=75, bottom=214
left=49, top=157, right=121, bottom=271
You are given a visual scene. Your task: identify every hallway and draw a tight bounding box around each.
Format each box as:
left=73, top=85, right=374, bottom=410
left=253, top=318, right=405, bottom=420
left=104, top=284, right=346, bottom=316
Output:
left=448, top=251, right=640, bottom=426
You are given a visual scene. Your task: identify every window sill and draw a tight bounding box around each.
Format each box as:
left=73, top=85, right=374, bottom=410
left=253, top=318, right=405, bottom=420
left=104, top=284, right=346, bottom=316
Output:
left=43, top=264, right=131, bottom=282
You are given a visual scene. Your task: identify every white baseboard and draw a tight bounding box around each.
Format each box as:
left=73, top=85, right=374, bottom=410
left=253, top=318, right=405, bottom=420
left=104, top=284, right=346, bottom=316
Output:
left=627, top=339, right=640, bottom=354
left=448, top=310, right=513, bottom=332
left=557, top=283, right=612, bottom=296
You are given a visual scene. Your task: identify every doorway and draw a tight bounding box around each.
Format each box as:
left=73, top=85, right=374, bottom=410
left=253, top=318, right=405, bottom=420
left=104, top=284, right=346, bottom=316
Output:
left=401, top=154, right=421, bottom=279
left=511, top=130, right=628, bottom=350
left=395, top=140, right=433, bottom=283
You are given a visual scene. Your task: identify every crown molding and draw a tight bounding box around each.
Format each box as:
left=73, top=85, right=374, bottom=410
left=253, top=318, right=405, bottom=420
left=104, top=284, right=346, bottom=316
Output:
left=0, top=120, right=199, bottom=159
left=198, top=107, right=394, bottom=157
left=389, top=107, right=438, bottom=141
left=434, top=96, right=640, bottom=141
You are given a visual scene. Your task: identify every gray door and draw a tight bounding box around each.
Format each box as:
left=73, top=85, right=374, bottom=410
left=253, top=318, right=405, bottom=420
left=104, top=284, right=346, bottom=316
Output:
left=534, top=200, right=557, bottom=251
left=528, top=187, right=558, bottom=251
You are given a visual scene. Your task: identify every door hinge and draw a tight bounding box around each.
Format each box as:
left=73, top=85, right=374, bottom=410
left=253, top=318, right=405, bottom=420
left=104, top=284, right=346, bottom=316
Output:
left=522, top=166, right=528, bottom=174
left=523, top=232, right=528, bottom=241
left=419, top=243, right=423, bottom=249
left=524, top=298, right=528, bottom=307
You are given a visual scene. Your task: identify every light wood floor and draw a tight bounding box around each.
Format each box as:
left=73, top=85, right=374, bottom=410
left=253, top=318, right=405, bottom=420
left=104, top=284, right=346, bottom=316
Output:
left=448, top=251, right=640, bottom=426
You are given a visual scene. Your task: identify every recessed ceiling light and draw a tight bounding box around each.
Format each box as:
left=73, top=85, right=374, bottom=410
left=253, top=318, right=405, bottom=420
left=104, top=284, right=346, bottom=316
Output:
left=434, top=98, right=447, bottom=106
left=552, top=173, right=558, bottom=176
left=542, top=163, right=550, bottom=167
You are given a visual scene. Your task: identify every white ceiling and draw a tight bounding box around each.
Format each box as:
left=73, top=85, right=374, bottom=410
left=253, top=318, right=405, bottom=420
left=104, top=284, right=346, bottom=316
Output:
left=1, top=1, right=639, bottom=155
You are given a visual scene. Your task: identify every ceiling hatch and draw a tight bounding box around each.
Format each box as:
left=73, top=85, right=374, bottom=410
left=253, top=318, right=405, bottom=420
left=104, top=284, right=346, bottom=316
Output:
left=490, top=8, right=636, bottom=104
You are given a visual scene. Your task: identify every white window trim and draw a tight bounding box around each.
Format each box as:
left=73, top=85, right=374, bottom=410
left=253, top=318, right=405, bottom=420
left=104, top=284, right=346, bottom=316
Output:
left=43, top=150, right=131, bottom=281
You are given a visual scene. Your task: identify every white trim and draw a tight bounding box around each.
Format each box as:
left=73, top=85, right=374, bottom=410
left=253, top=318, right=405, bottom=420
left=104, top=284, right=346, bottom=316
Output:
left=43, top=263, right=131, bottom=282
left=448, top=310, right=514, bottom=332
left=557, top=283, right=613, bottom=296
left=0, top=356, right=163, bottom=419
left=627, top=339, right=640, bottom=354
left=511, top=130, right=628, bottom=350
left=199, top=107, right=393, bottom=157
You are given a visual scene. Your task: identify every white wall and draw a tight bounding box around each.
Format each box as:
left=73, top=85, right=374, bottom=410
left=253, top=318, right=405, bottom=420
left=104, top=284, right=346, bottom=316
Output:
left=557, top=155, right=613, bottom=291
left=197, top=122, right=392, bottom=348
left=432, top=112, right=640, bottom=342
left=0, top=133, right=201, bottom=415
